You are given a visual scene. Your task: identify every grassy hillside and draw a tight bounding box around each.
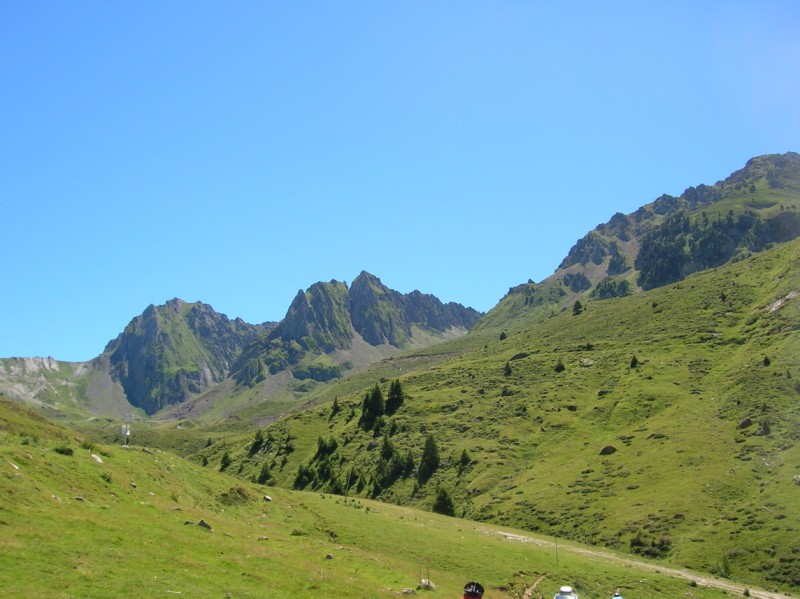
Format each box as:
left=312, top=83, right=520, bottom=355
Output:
left=203, top=238, right=800, bottom=593
left=0, top=397, right=760, bottom=599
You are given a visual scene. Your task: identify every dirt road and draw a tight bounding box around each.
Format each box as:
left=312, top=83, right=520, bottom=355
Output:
left=485, top=528, right=792, bottom=599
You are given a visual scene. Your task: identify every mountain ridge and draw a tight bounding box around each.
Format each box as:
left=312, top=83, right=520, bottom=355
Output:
left=0, top=274, right=481, bottom=416
left=228, top=271, right=481, bottom=393
left=475, top=151, right=800, bottom=334
left=1, top=152, right=797, bottom=424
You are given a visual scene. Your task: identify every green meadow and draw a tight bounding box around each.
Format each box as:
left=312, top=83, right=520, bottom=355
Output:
left=1, top=397, right=772, bottom=598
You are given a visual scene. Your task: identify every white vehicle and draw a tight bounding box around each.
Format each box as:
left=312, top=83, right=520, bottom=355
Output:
left=554, top=586, right=578, bottom=599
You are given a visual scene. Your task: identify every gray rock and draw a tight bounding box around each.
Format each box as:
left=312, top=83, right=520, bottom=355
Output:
left=197, top=519, right=213, bottom=531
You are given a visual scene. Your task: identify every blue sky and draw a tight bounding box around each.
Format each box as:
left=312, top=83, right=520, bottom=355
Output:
left=2, top=1, right=798, bottom=362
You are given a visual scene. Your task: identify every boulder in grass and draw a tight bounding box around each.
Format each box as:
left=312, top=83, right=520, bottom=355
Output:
left=197, top=519, right=213, bottom=531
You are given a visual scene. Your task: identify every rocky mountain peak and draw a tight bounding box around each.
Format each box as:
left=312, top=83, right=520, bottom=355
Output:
left=269, top=281, right=354, bottom=352
left=104, top=300, right=268, bottom=414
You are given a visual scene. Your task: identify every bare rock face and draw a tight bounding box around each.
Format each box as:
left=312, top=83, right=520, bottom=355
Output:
left=270, top=281, right=354, bottom=352
left=348, top=271, right=481, bottom=346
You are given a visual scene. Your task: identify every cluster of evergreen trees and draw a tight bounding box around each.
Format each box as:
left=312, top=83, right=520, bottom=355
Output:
left=635, top=208, right=800, bottom=290
left=288, top=380, right=451, bottom=503
left=359, top=380, right=405, bottom=429
left=591, top=278, right=631, bottom=300
left=280, top=378, right=471, bottom=518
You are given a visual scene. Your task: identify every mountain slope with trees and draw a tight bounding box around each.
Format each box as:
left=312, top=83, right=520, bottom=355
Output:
left=1, top=152, right=798, bottom=595
left=477, top=152, right=800, bottom=333
left=208, top=237, right=800, bottom=593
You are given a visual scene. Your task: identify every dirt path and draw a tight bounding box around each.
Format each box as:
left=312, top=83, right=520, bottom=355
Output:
left=523, top=573, right=546, bottom=599
left=485, top=529, right=791, bottom=599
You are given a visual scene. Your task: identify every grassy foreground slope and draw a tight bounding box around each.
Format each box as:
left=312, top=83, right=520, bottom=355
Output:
left=0, top=398, right=767, bottom=599
left=208, top=238, right=800, bottom=593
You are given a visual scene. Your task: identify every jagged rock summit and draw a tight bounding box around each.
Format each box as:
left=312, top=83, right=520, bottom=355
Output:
left=229, top=271, right=482, bottom=389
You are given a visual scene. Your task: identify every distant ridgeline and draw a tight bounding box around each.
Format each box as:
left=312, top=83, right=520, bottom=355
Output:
left=1, top=152, right=797, bottom=418
left=0, top=273, right=481, bottom=416
left=564, top=152, right=800, bottom=290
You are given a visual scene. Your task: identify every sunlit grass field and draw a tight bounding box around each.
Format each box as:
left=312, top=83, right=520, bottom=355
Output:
left=0, top=397, right=764, bottom=598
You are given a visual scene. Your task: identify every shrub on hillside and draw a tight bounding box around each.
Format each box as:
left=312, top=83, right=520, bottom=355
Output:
left=630, top=532, right=672, bottom=558
left=220, top=486, right=251, bottom=506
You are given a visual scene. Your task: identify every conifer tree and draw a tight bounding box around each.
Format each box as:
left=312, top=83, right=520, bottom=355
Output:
left=418, top=434, right=440, bottom=484
left=250, top=429, right=264, bottom=455
left=380, top=434, right=395, bottom=460
left=257, top=462, right=272, bottom=485
left=458, top=449, right=472, bottom=475
left=386, top=380, right=405, bottom=414
left=220, top=451, right=232, bottom=471
left=360, top=384, right=385, bottom=429
left=403, top=450, right=415, bottom=477
left=432, top=486, right=456, bottom=516
left=368, top=384, right=385, bottom=416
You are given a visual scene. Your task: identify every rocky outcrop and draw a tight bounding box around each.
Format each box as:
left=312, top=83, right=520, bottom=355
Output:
left=0, top=357, right=89, bottom=405
left=350, top=271, right=481, bottom=346
left=269, top=281, right=354, bottom=352
left=231, top=272, right=482, bottom=387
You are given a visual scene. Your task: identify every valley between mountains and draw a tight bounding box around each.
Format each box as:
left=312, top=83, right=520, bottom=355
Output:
left=1, top=152, right=799, bottom=597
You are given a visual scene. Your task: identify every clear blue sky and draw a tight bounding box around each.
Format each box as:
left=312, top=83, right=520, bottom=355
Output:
left=2, top=1, right=798, bottom=362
